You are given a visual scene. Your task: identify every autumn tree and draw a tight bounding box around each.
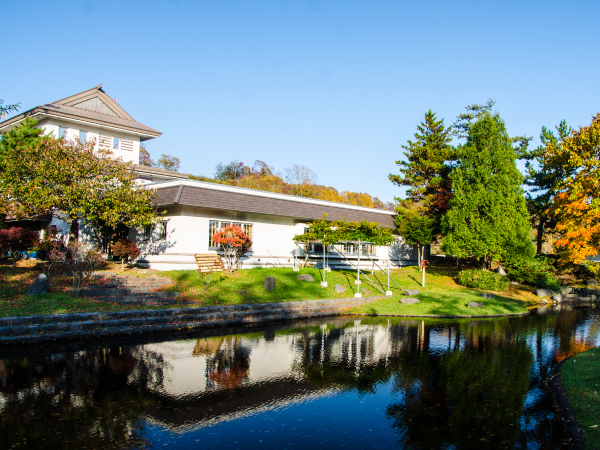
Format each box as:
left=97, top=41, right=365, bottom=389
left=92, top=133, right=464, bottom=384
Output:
left=524, top=120, right=574, bottom=255
left=442, top=109, right=533, bottom=267
left=284, top=164, right=318, bottom=197
left=0, top=119, right=162, bottom=243
left=544, top=113, right=600, bottom=265
left=212, top=225, right=252, bottom=273
left=157, top=154, right=180, bottom=172
left=0, top=227, right=38, bottom=268
left=139, top=145, right=155, bottom=167
left=112, top=238, right=141, bottom=271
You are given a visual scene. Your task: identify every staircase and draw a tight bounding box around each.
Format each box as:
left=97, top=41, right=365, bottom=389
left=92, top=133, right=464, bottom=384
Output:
left=80, top=273, right=180, bottom=305
left=195, top=254, right=225, bottom=273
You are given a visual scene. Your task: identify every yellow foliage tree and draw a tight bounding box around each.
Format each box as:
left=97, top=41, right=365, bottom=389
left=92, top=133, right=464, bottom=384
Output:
left=544, top=113, right=600, bottom=264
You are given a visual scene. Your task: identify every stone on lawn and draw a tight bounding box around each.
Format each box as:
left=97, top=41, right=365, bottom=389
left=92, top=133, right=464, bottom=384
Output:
left=480, top=293, right=494, bottom=299
left=497, top=266, right=507, bottom=276
left=404, top=289, right=420, bottom=296
left=536, top=289, right=552, bottom=297
left=297, top=274, right=314, bottom=282
left=468, top=301, right=484, bottom=308
left=264, top=277, right=276, bottom=291
left=334, top=284, right=347, bottom=294
left=26, top=273, right=50, bottom=296
left=586, top=279, right=598, bottom=287
left=401, top=297, right=420, bottom=305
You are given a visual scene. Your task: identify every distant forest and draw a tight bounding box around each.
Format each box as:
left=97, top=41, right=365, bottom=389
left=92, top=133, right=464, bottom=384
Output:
left=140, top=149, right=394, bottom=211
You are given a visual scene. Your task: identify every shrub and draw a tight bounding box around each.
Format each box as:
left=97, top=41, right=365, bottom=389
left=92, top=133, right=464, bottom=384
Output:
left=49, top=241, right=103, bottom=296
left=0, top=227, right=39, bottom=268
left=503, top=255, right=560, bottom=290
left=457, top=269, right=510, bottom=292
left=112, top=239, right=141, bottom=271
left=213, top=225, right=252, bottom=273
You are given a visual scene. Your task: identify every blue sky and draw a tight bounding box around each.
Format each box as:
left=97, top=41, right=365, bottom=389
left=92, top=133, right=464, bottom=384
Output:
left=2, top=0, right=599, bottom=202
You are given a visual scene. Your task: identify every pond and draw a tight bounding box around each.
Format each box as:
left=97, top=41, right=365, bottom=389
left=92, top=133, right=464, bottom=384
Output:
left=1, top=305, right=599, bottom=449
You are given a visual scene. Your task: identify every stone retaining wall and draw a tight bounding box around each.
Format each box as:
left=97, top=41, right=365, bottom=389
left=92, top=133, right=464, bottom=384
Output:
left=0, top=296, right=380, bottom=345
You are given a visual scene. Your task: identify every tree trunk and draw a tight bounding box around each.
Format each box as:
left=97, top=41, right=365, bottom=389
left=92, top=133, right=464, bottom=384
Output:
left=417, top=244, right=422, bottom=270
left=536, top=217, right=545, bottom=255
left=69, top=219, right=79, bottom=242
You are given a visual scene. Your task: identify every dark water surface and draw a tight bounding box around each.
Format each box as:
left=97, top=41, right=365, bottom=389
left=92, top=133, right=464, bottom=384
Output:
left=1, top=305, right=600, bottom=449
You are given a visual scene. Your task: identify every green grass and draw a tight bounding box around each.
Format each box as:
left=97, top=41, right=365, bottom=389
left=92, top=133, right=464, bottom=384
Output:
left=1, top=263, right=535, bottom=318
left=561, top=348, right=600, bottom=449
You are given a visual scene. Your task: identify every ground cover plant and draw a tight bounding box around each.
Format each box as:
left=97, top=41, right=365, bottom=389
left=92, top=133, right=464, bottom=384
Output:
left=457, top=269, right=510, bottom=292
left=561, top=348, right=600, bottom=449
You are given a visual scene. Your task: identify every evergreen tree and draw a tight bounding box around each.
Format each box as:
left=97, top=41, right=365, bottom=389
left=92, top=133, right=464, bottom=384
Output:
left=523, top=120, right=574, bottom=254
left=442, top=111, right=534, bottom=267
left=389, top=110, right=453, bottom=266
left=389, top=110, right=454, bottom=213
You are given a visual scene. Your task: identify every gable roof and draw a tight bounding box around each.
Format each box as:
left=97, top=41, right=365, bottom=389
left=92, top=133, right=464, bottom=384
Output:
left=0, top=84, right=162, bottom=140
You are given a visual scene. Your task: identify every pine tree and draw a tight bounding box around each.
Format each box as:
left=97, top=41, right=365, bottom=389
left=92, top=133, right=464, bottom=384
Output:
left=442, top=111, right=534, bottom=267
left=524, top=120, right=573, bottom=254
left=389, top=110, right=454, bottom=213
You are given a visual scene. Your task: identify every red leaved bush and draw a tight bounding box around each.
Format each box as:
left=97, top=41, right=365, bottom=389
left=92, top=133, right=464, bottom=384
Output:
left=213, top=225, right=252, bottom=273
left=0, top=227, right=39, bottom=267
left=112, top=239, right=141, bottom=271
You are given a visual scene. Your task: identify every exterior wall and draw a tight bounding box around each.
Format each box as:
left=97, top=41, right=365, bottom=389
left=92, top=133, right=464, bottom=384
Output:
left=133, top=206, right=417, bottom=271
left=38, top=118, right=141, bottom=164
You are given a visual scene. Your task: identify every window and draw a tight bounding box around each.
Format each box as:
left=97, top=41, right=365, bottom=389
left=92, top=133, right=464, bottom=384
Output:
left=113, top=137, right=120, bottom=150
left=142, top=225, right=152, bottom=241
left=58, top=126, right=67, bottom=138
left=79, top=131, right=87, bottom=142
left=158, top=221, right=167, bottom=240
left=208, top=221, right=253, bottom=249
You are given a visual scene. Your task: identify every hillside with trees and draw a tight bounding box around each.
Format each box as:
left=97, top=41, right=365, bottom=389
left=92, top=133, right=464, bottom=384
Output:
left=140, top=148, right=395, bottom=210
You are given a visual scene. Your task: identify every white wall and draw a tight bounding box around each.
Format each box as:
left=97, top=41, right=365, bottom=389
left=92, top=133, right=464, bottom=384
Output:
left=38, top=119, right=141, bottom=164
left=134, top=206, right=417, bottom=271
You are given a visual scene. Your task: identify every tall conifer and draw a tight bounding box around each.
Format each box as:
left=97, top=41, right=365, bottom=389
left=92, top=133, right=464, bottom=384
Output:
left=442, top=111, right=533, bottom=266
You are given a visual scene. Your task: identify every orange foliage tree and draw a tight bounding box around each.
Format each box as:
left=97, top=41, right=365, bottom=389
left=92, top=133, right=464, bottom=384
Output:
left=544, top=113, right=600, bottom=264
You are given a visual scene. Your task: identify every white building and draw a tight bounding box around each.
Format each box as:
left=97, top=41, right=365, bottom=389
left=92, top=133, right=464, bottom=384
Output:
left=0, top=85, right=417, bottom=269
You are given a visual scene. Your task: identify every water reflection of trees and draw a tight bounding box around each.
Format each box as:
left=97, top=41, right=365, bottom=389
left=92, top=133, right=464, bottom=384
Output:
left=0, top=348, right=158, bottom=450
left=0, top=306, right=597, bottom=448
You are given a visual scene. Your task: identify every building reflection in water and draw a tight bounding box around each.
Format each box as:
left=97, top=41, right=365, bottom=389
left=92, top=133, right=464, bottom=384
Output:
left=0, top=305, right=599, bottom=449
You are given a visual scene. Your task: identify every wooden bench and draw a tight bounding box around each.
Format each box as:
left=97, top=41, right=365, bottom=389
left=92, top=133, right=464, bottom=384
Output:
left=194, top=254, right=225, bottom=273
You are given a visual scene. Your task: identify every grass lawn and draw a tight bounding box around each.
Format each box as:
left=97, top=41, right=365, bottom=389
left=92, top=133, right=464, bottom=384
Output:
left=561, top=348, right=600, bottom=449
left=1, top=261, right=536, bottom=318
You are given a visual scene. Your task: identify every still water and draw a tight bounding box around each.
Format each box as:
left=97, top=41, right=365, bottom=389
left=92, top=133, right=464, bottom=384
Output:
left=1, top=305, right=599, bottom=449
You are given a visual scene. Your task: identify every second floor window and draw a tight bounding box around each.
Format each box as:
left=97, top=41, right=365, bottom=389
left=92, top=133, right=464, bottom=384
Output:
left=113, top=137, right=120, bottom=150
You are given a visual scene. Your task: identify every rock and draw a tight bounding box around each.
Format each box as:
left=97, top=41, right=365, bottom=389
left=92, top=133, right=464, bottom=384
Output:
left=565, top=293, right=578, bottom=299
left=497, top=266, right=507, bottom=276
left=26, top=274, right=50, bottom=296
left=540, top=298, right=549, bottom=304
left=510, top=281, right=520, bottom=286
left=562, top=286, right=573, bottom=294
left=552, top=294, right=563, bottom=303
left=536, top=289, right=552, bottom=297
left=579, top=296, right=592, bottom=301
left=480, top=293, right=494, bottom=299
left=468, top=302, right=484, bottom=308
left=264, top=277, right=276, bottom=291
left=297, top=274, right=314, bottom=282
left=334, top=284, right=347, bottom=294
left=401, top=297, right=420, bottom=305
left=586, top=279, right=598, bottom=287
left=591, top=294, right=597, bottom=301
left=404, top=289, right=420, bottom=296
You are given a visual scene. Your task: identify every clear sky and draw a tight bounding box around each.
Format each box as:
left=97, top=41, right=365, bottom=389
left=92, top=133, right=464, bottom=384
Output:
left=2, top=0, right=599, bottom=203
